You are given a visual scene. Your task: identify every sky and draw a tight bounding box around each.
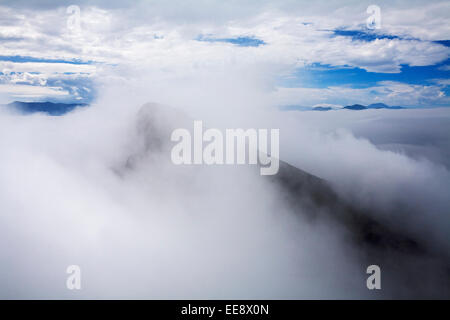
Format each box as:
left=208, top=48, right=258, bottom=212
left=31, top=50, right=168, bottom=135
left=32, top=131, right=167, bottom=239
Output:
left=0, top=0, right=449, bottom=107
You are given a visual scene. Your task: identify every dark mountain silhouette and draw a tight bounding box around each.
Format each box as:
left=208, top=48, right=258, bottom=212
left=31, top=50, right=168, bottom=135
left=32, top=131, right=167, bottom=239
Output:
left=367, top=103, right=403, bottom=109
left=344, top=103, right=404, bottom=110
left=312, top=106, right=333, bottom=111
left=367, top=103, right=389, bottom=109
left=344, top=104, right=368, bottom=110
left=3, top=101, right=88, bottom=115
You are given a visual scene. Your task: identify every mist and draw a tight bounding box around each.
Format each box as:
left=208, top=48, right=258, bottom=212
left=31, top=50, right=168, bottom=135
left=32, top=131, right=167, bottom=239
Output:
left=1, top=66, right=450, bottom=299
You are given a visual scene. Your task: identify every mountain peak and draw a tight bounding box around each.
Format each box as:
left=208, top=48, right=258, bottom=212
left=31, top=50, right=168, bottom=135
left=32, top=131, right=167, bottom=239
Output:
left=344, top=104, right=367, bottom=110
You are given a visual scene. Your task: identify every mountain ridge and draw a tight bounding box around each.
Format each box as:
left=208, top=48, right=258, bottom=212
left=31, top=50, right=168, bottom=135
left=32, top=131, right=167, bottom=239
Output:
left=344, top=103, right=403, bottom=110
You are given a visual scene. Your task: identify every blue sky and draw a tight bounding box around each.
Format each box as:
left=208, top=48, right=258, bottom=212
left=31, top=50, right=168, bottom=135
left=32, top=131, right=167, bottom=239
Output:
left=275, top=28, right=450, bottom=107
left=0, top=0, right=449, bottom=108
left=280, top=60, right=450, bottom=90
left=279, top=42, right=450, bottom=107
left=0, top=55, right=94, bottom=65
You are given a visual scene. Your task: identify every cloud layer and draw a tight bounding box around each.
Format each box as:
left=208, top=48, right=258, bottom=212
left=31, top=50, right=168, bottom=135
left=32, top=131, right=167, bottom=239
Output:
left=0, top=0, right=449, bottom=105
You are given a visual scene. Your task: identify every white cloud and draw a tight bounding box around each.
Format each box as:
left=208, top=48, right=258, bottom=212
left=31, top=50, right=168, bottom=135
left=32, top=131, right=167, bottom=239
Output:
left=0, top=62, right=96, bottom=74
left=0, top=2, right=448, bottom=75
left=0, top=83, right=69, bottom=101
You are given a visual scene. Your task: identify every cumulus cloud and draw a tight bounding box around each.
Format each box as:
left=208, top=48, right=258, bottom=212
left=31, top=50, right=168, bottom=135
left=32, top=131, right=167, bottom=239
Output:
left=1, top=1, right=448, bottom=70
left=0, top=1, right=448, bottom=103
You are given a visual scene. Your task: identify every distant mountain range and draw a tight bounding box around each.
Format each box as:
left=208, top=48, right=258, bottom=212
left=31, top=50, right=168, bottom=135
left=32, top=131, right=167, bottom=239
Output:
left=290, top=103, right=405, bottom=111
left=3, top=101, right=404, bottom=115
left=2, top=101, right=88, bottom=115
left=343, top=103, right=403, bottom=110
left=308, top=103, right=404, bottom=111
left=312, top=106, right=333, bottom=111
